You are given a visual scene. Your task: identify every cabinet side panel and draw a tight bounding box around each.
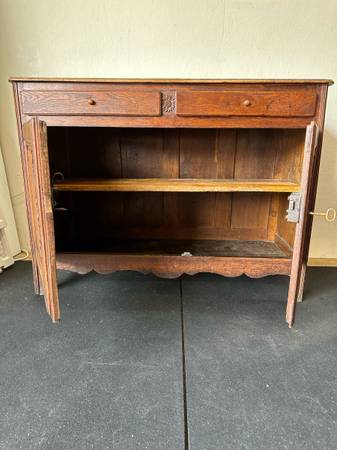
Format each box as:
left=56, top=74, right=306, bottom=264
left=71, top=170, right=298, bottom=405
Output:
left=12, top=83, right=41, bottom=293
left=275, top=194, right=296, bottom=253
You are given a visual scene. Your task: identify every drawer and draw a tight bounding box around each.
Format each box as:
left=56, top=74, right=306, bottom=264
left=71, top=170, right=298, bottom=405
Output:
left=176, top=90, right=317, bottom=117
left=21, top=90, right=161, bottom=116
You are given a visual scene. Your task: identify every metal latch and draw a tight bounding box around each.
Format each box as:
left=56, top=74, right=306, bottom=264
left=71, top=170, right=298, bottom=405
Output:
left=286, top=192, right=302, bottom=223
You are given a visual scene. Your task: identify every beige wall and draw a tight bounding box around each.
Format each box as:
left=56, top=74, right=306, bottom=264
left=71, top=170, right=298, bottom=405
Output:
left=0, top=0, right=336, bottom=257
left=0, top=145, right=20, bottom=256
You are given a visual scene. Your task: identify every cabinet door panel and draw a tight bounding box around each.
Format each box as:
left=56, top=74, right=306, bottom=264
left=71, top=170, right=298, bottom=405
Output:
left=286, top=121, right=318, bottom=327
left=23, top=118, right=59, bottom=321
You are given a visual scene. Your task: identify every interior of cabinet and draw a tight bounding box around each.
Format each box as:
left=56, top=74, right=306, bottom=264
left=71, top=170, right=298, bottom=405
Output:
left=48, top=127, right=305, bottom=259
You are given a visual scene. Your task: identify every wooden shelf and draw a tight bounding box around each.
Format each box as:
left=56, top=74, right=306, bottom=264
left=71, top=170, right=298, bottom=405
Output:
left=53, top=178, right=300, bottom=193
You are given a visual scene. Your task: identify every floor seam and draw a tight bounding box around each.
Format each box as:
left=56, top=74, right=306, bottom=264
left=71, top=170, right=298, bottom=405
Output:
left=180, top=276, right=189, bottom=450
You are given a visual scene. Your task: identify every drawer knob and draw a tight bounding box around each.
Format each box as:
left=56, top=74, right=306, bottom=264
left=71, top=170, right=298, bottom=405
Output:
left=243, top=99, right=251, bottom=107
left=87, top=98, right=96, bottom=105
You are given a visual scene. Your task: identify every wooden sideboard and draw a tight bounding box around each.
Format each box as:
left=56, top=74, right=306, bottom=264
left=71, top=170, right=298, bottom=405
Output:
left=10, top=78, right=333, bottom=326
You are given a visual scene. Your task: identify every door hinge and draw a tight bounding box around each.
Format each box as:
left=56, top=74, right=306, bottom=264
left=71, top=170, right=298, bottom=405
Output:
left=286, top=192, right=302, bottom=223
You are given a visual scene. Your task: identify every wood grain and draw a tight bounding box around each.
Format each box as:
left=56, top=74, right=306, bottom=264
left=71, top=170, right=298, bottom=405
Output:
left=286, top=122, right=318, bottom=327
left=53, top=178, right=300, bottom=193
left=11, top=78, right=331, bottom=324
left=297, top=84, right=330, bottom=302
left=9, top=77, right=334, bottom=84
left=23, top=118, right=59, bottom=322
left=55, top=238, right=289, bottom=258
left=12, top=82, right=41, bottom=294
left=34, top=115, right=319, bottom=128
left=56, top=253, right=292, bottom=278
left=21, top=90, right=161, bottom=116
left=120, top=129, right=179, bottom=178
left=16, top=81, right=326, bottom=128
left=176, top=90, right=317, bottom=117
left=55, top=191, right=282, bottom=242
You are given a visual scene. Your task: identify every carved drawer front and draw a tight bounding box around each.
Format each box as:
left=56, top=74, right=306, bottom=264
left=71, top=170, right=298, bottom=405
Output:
left=176, top=90, right=317, bottom=117
left=21, top=90, right=162, bottom=116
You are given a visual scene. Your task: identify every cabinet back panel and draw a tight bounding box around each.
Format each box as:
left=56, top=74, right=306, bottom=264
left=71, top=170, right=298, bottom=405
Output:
left=54, top=191, right=294, bottom=248
left=48, top=127, right=305, bottom=183
left=48, top=127, right=299, bottom=251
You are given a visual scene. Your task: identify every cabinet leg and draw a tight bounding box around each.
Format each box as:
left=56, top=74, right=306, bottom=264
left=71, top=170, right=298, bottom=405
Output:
left=44, top=289, right=60, bottom=323
left=297, top=263, right=306, bottom=303
left=44, top=272, right=60, bottom=323
left=286, top=287, right=296, bottom=328
left=32, top=259, right=42, bottom=295
left=286, top=268, right=302, bottom=328
left=36, top=259, right=60, bottom=322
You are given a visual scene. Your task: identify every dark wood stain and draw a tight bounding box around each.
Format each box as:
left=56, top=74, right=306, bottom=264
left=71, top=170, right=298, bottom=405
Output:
left=11, top=78, right=331, bottom=326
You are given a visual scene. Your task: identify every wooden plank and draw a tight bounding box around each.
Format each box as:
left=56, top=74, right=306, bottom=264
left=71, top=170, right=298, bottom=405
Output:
left=180, top=129, right=217, bottom=178
left=273, top=129, right=305, bottom=184
left=267, top=194, right=280, bottom=241
left=286, top=122, right=318, bottom=328
left=275, top=193, right=296, bottom=252
left=179, top=129, right=236, bottom=178
left=12, top=82, right=41, bottom=294
left=23, top=118, right=60, bottom=322
left=121, top=129, right=179, bottom=178
left=54, top=191, right=279, bottom=242
left=21, top=90, right=161, bottom=116
left=297, top=84, right=330, bottom=301
left=53, top=178, right=300, bottom=193
left=56, top=252, right=292, bottom=279
left=176, top=91, right=317, bottom=117
left=63, top=127, right=122, bottom=178
left=235, top=129, right=276, bottom=179
left=56, top=238, right=289, bottom=258
left=9, top=77, right=334, bottom=85
left=233, top=130, right=273, bottom=237
left=230, top=193, right=271, bottom=233
left=34, top=115, right=318, bottom=128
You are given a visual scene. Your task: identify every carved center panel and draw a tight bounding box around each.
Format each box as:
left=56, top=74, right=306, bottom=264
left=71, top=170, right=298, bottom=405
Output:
left=161, top=91, right=176, bottom=114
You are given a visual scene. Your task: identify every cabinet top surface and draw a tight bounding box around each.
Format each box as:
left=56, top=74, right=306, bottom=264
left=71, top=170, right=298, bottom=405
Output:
left=9, top=77, right=334, bottom=85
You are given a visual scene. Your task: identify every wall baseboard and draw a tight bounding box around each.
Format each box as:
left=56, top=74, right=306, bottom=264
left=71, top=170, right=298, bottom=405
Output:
left=308, top=258, right=337, bottom=267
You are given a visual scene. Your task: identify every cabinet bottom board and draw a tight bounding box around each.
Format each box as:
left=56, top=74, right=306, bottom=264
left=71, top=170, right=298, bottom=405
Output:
left=55, top=239, right=292, bottom=278
left=56, top=238, right=290, bottom=258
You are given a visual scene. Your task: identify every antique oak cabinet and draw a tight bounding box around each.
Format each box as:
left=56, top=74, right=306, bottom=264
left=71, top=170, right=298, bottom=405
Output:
left=10, top=78, right=333, bottom=326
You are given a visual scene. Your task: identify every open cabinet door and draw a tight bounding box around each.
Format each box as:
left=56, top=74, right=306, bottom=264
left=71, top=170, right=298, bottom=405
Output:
left=23, top=118, right=60, bottom=322
left=286, top=121, right=319, bottom=328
